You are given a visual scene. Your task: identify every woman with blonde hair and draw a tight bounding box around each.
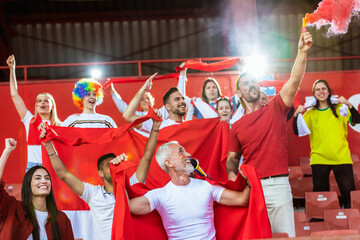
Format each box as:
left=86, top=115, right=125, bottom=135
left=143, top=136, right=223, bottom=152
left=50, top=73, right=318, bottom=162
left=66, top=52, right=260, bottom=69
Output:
left=7, top=55, right=61, bottom=172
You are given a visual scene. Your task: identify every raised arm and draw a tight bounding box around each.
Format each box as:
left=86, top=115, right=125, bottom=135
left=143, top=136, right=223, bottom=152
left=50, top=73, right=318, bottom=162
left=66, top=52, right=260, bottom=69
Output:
left=177, top=62, right=187, bottom=97
left=226, top=151, right=241, bottom=181
left=41, top=139, right=84, bottom=196
left=110, top=83, right=129, bottom=114
left=7, top=55, right=28, bottom=119
left=0, top=139, right=17, bottom=179
left=123, top=73, right=157, bottom=127
left=280, top=32, right=313, bottom=107
left=135, top=110, right=162, bottom=183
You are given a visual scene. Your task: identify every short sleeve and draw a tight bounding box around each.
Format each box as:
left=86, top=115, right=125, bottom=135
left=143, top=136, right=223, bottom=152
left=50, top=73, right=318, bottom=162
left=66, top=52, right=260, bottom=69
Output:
left=144, top=189, right=160, bottom=211
left=80, top=182, right=96, bottom=203
left=21, top=111, right=34, bottom=139
left=210, top=184, right=225, bottom=203
left=228, top=126, right=241, bottom=153
left=302, top=109, right=311, bottom=126
left=270, top=95, right=291, bottom=116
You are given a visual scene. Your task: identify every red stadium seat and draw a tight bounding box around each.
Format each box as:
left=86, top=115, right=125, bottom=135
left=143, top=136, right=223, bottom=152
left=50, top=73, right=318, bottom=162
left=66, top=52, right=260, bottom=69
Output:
left=351, top=190, right=360, bottom=211
left=311, top=229, right=358, bottom=236
left=295, top=222, right=328, bottom=237
left=294, top=211, right=308, bottom=223
left=299, top=157, right=312, bottom=175
left=271, top=232, right=289, bottom=238
left=4, top=183, right=22, bottom=200
left=290, top=176, right=313, bottom=199
left=324, top=208, right=360, bottom=230
left=305, top=191, right=340, bottom=220
left=349, top=218, right=360, bottom=233
left=289, top=166, right=303, bottom=179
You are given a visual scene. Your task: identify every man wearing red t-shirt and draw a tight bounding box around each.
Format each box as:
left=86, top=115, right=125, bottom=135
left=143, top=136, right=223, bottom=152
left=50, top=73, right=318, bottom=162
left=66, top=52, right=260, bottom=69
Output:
left=227, top=32, right=313, bottom=237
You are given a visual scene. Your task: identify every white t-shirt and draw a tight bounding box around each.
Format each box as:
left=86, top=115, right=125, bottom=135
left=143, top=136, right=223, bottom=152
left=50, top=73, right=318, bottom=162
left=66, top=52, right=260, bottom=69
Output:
left=80, top=174, right=138, bottom=240
left=22, top=111, right=51, bottom=164
left=138, top=118, right=181, bottom=136
left=61, top=113, right=117, bottom=128
left=145, top=178, right=225, bottom=240
left=27, top=210, right=49, bottom=240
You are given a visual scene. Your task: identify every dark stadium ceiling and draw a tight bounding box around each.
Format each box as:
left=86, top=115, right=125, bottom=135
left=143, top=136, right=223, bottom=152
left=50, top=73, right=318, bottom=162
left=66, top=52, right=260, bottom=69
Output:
left=1, top=0, right=318, bottom=24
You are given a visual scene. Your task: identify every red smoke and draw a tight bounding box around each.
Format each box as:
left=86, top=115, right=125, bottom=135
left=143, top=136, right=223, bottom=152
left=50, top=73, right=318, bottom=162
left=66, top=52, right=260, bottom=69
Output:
left=304, top=0, right=360, bottom=35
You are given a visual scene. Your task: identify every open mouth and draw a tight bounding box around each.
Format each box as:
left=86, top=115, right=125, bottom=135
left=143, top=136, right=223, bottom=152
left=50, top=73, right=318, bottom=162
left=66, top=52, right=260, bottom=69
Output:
left=38, top=185, right=48, bottom=189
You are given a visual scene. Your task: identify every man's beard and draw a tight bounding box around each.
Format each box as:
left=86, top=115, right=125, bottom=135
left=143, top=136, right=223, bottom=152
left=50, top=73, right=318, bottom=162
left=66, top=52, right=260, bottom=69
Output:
left=172, top=104, right=187, bottom=117
left=103, top=174, right=112, bottom=184
left=247, top=86, right=260, bottom=102
left=176, top=164, right=195, bottom=175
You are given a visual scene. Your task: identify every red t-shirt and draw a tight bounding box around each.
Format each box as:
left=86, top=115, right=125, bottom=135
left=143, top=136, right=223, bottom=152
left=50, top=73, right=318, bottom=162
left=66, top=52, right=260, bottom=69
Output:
left=229, top=95, right=290, bottom=179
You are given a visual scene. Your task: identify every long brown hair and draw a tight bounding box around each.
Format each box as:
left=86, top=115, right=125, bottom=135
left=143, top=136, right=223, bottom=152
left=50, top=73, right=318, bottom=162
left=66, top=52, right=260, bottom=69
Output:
left=201, top=78, right=222, bottom=104
left=312, top=79, right=338, bottom=118
left=21, top=166, right=61, bottom=240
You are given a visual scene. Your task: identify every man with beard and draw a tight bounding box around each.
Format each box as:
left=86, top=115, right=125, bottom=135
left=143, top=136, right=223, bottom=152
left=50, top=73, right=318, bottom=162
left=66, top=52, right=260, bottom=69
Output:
left=128, top=141, right=250, bottom=240
left=123, top=74, right=190, bottom=134
left=226, top=32, right=313, bottom=237
left=40, top=116, right=161, bottom=240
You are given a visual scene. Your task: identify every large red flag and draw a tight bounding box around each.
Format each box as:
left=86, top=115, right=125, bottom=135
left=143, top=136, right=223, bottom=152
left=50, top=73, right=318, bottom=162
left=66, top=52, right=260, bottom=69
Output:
left=42, top=109, right=271, bottom=239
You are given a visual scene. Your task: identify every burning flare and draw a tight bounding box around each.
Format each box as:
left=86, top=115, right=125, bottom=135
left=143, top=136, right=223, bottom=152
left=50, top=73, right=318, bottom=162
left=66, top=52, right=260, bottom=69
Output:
left=302, top=0, right=360, bottom=35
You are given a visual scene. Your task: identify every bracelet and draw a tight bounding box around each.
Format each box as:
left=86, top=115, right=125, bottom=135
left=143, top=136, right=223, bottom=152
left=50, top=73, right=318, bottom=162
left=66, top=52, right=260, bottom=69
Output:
left=48, top=152, right=57, bottom=157
left=152, top=129, right=160, bottom=132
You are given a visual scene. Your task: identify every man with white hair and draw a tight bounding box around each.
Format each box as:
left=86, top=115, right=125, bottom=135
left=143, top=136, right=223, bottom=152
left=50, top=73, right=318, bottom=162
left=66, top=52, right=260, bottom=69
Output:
left=127, top=141, right=250, bottom=240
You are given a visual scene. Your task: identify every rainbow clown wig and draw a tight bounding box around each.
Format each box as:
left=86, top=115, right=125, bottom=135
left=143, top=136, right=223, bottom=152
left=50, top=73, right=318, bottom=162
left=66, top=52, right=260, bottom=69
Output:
left=72, top=78, right=104, bottom=109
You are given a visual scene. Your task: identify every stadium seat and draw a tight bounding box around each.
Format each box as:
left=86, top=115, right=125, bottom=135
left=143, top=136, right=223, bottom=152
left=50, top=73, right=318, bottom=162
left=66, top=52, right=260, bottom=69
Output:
left=299, top=157, right=312, bottom=175
left=294, top=211, right=308, bottom=223
left=4, top=183, right=22, bottom=200
left=324, top=208, right=360, bottom=230
left=295, top=222, right=328, bottom=237
left=351, top=190, right=360, bottom=211
left=305, top=191, right=340, bottom=220
left=349, top=218, right=360, bottom=233
left=289, top=166, right=303, bottom=179
left=311, top=229, right=358, bottom=236
left=271, top=232, right=289, bottom=238
left=290, top=176, right=313, bottom=199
